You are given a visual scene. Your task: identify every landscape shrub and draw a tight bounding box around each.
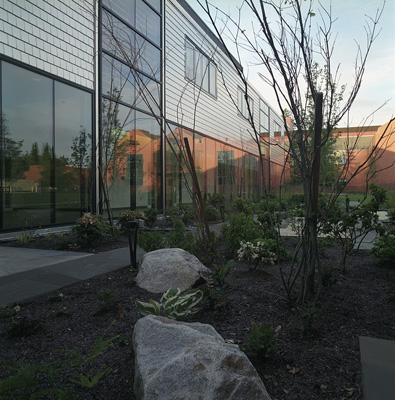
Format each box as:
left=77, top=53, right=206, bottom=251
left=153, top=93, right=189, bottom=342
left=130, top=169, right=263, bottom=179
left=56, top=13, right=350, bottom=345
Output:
left=221, top=212, right=260, bottom=255
left=286, top=193, right=305, bottom=209
left=242, top=322, right=277, bottom=358
left=207, top=192, right=225, bottom=209
left=72, top=213, right=109, bottom=247
left=137, top=231, right=166, bottom=253
left=205, top=206, right=221, bottom=222
left=370, top=230, right=395, bottom=267
left=237, top=239, right=277, bottom=269
left=118, top=210, right=146, bottom=231
left=166, top=220, right=196, bottom=254
left=387, top=208, right=395, bottom=224
left=232, top=197, right=252, bottom=215
left=144, top=208, right=158, bottom=228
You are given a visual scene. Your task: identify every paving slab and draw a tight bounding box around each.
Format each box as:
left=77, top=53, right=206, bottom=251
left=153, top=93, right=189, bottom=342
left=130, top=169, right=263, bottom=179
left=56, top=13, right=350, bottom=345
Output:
left=0, top=246, right=93, bottom=277
left=0, top=246, right=143, bottom=307
left=359, top=336, right=395, bottom=400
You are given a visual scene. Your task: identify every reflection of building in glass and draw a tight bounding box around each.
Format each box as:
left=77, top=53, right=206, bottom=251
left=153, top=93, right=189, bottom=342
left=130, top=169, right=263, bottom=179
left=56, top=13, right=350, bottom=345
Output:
left=0, top=0, right=289, bottom=232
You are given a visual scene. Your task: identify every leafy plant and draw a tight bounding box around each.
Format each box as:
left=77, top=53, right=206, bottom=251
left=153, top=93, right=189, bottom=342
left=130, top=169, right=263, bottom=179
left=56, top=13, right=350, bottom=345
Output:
left=204, top=261, right=234, bottom=309
left=371, top=230, right=395, bottom=267
left=205, top=206, right=221, bottom=222
left=387, top=208, right=395, bottom=224
left=237, top=239, right=277, bottom=270
left=16, top=230, right=35, bottom=246
left=320, top=184, right=387, bottom=272
left=243, top=322, right=277, bottom=358
left=232, top=197, right=252, bottom=215
left=207, top=192, right=225, bottom=209
left=118, top=209, right=147, bottom=231
left=137, top=230, right=166, bottom=253
left=136, top=288, right=203, bottom=320
left=49, top=293, right=64, bottom=303
left=221, top=212, right=261, bottom=255
left=297, top=302, right=323, bottom=338
left=166, top=220, right=196, bottom=253
left=144, top=208, right=158, bottom=228
left=97, top=283, right=118, bottom=312
left=72, top=213, right=109, bottom=247
left=51, top=306, right=70, bottom=318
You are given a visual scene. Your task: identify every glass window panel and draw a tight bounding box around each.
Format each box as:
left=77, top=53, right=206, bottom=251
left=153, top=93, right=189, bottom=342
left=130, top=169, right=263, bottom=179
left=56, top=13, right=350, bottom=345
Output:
left=102, top=55, right=135, bottom=106
left=195, top=51, right=208, bottom=92
left=1, top=62, right=52, bottom=229
left=102, top=11, right=136, bottom=60
left=134, top=111, right=161, bottom=209
left=136, top=0, right=160, bottom=45
left=135, top=75, right=160, bottom=115
left=209, top=62, right=216, bottom=96
left=185, top=40, right=195, bottom=80
left=102, top=100, right=135, bottom=215
left=55, top=82, right=93, bottom=222
left=165, top=124, right=192, bottom=207
left=205, top=137, right=216, bottom=195
left=194, top=133, right=206, bottom=195
left=135, top=34, right=161, bottom=80
left=103, top=0, right=135, bottom=27
left=144, top=0, right=161, bottom=13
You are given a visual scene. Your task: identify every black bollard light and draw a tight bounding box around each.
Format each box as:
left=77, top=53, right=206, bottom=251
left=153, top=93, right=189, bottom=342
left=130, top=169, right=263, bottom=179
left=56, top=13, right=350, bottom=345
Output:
left=219, top=205, right=225, bottom=222
left=126, top=220, right=139, bottom=269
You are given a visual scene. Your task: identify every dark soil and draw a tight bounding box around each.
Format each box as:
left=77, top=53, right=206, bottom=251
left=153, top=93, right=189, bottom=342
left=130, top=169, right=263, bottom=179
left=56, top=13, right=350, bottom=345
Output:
left=1, top=233, right=394, bottom=399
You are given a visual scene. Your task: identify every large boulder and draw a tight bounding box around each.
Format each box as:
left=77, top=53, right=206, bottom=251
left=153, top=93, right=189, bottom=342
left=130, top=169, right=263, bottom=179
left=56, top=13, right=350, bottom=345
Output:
left=132, top=315, right=271, bottom=400
left=136, top=248, right=210, bottom=293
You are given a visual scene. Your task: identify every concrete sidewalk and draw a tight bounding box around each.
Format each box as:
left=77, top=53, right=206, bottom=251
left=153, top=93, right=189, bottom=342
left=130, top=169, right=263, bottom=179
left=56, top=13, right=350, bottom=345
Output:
left=0, top=246, right=143, bottom=307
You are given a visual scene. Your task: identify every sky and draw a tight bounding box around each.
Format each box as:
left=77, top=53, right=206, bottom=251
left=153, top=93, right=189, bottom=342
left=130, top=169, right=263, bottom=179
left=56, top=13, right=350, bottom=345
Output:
left=190, top=0, right=395, bottom=127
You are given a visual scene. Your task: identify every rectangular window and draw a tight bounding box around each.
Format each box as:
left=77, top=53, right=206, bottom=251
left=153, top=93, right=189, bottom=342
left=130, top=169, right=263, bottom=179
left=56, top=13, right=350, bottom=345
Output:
left=185, top=39, right=217, bottom=97
left=238, top=87, right=253, bottom=119
left=1, top=62, right=93, bottom=230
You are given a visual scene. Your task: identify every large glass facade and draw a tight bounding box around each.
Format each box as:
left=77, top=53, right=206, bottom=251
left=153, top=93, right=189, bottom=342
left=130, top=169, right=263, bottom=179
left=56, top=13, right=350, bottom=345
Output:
left=0, top=62, right=93, bottom=230
left=165, top=123, right=261, bottom=207
left=101, top=0, right=162, bottom=212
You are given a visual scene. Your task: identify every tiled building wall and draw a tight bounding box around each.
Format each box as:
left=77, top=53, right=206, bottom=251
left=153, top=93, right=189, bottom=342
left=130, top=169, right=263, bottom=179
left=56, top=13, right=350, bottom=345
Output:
left=0, top=0, right=95, bottom=89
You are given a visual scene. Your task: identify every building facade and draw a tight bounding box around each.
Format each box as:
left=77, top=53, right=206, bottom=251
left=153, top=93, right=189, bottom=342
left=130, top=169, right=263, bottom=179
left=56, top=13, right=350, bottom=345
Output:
left=0, top=0, right=286, bottom=232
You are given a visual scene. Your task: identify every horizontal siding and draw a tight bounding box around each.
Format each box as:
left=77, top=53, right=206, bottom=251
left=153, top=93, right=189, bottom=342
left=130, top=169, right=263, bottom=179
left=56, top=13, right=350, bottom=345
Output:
left=165, top=0, right=260, bottom=155
left=0, top=0, right=95, bottom=89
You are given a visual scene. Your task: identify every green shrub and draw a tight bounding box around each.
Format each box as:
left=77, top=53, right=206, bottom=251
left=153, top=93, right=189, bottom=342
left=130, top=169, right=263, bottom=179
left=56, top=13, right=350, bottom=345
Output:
left=371, top=231, right=395, bottom=267
left=166, top=220, right=196, bottom=253
left=286, top=193, right=305, bottom=209
left=237, top=239, right=277, bottom=269
left=387, top=208, right=395, bottom=224
left=221, top=213, right=260, bottom=255
left=205, top=206, right=221, bottom=222
left=242, top=322, right=277, bottom=358
left=207, top=192, right=225, bottom=209
left=144, top=208, right=158, bottom=227
left=72, top=213, right=109, bottom=247
left=135, top=288, right=203, bottom=320
left=137, top=231, right=166, bottom=252
left=118, top=209, right=146, bottom=231
left=232, top=197, right=252, bottom=215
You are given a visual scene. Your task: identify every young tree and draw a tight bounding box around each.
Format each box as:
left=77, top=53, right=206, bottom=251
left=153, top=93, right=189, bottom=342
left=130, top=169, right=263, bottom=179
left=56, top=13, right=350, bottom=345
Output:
left=200, top=0, right=394, bottom=303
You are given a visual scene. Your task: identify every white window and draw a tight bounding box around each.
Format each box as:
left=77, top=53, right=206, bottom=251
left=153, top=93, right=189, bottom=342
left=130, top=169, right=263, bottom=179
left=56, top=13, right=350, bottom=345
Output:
left=185, top=39, right=217, bottom=97
left=238, top=87, right=253, bottom=119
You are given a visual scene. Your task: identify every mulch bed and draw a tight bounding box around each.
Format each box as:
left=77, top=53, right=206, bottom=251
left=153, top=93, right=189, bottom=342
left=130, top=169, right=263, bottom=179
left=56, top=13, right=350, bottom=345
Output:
left=0, top=234, right=394, bottom=399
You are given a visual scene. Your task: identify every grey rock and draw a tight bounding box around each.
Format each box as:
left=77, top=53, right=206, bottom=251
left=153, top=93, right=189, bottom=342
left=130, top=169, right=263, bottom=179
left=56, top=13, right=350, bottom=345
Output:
left=136, top=248, right=210, bottom=293
left=132, top=315, right=271, bottom=400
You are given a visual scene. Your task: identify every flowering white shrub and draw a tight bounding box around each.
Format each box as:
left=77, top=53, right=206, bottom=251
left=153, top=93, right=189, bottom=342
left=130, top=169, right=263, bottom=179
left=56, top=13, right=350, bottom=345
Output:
left=237, top=240, right=276, bottom=270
